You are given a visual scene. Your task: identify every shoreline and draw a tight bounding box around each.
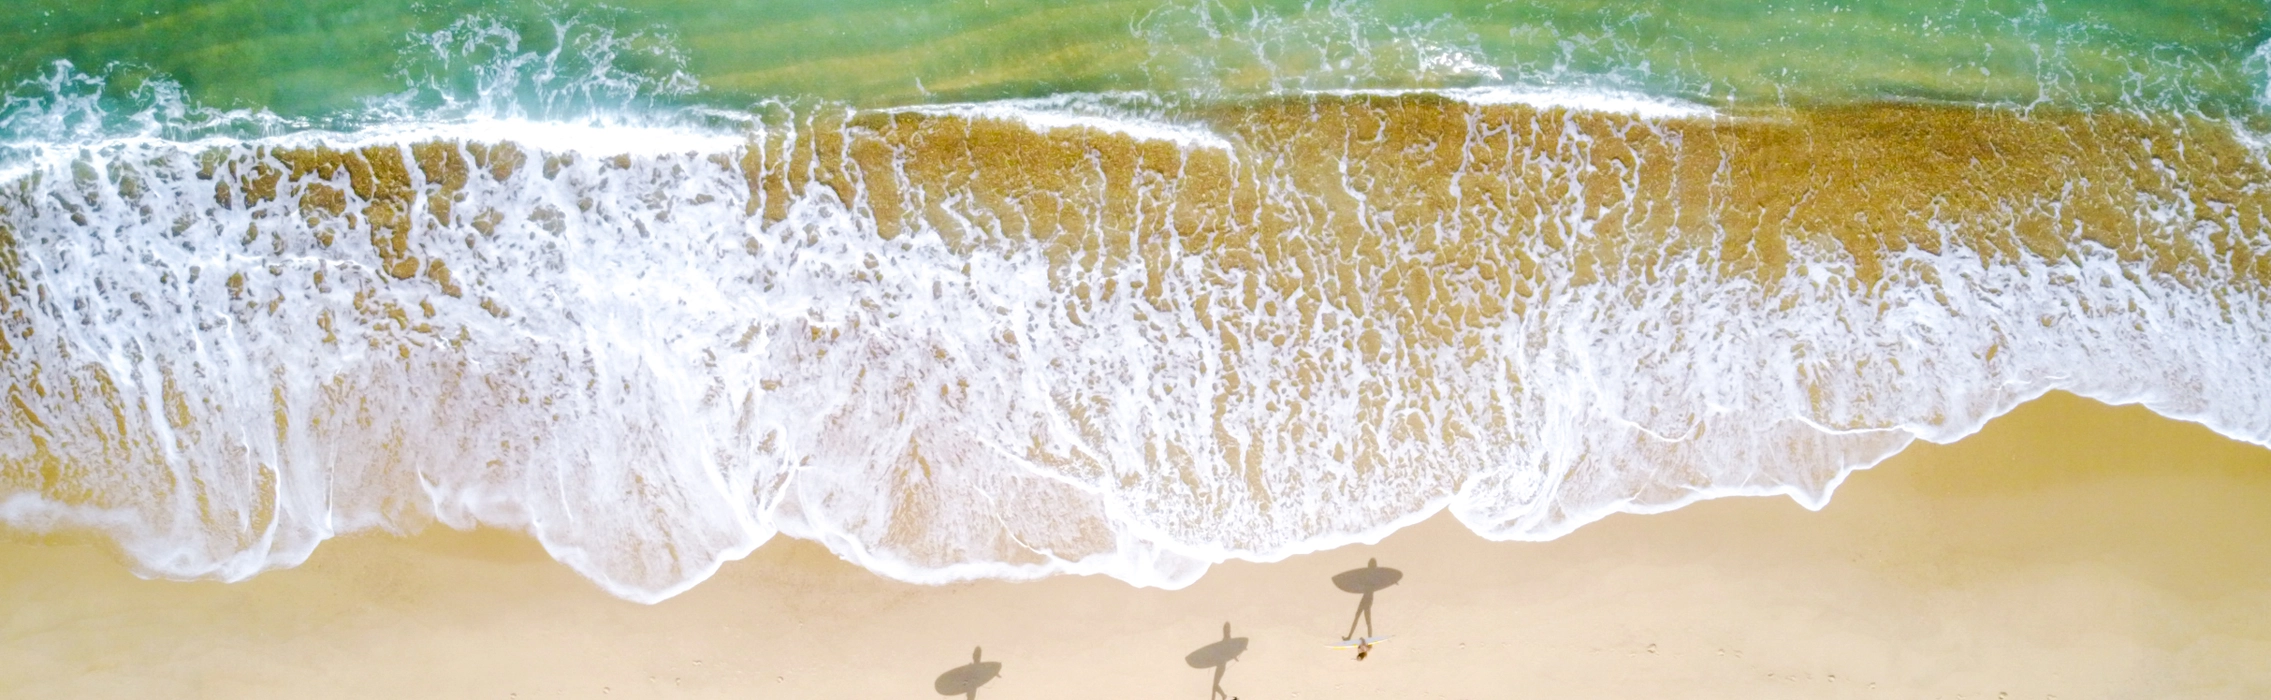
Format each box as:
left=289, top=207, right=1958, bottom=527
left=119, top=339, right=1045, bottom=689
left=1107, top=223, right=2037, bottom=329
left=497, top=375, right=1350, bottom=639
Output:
left=5, top=390, right=2271, bottom=698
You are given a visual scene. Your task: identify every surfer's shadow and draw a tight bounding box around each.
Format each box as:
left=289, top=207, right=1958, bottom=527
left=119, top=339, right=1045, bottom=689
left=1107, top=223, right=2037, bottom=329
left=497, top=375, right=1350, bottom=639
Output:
left=933, top=647, right=1002, bottom=700
left=1333, top=557, right=1402, bottom=642
left=1184, top=621, right=1248, bottom=700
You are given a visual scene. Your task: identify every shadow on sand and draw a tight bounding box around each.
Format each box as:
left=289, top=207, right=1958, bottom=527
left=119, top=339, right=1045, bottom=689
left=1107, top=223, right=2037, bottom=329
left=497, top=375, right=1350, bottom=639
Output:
left=1184, top=621, right=1249, bottom=700
left=1332, top=558, right=1402, bottom=640
left=934, top=647, right=1003, bottom=699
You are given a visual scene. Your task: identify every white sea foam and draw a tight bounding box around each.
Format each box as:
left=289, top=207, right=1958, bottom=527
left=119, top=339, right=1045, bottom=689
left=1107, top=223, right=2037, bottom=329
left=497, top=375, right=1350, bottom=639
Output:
left=2250, top=38, right=2271, bottom=109
left=1315, top=86, right=1716, bottom=118
left=0, top=92, right=2267, bottom=603
left=320, top=117, right=748, bottom=154
left=891, top=95, right=1234, bottom=151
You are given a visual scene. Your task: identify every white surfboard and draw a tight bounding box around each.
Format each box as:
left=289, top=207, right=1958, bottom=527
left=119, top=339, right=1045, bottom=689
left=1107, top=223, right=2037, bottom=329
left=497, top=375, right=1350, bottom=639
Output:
left=1325, top=635, right=1393, bottom=649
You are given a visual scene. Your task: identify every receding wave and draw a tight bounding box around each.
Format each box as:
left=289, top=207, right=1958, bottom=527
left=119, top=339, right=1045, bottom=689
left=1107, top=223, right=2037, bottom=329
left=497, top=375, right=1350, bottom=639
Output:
left=2, top=92, right=2267, bottom=602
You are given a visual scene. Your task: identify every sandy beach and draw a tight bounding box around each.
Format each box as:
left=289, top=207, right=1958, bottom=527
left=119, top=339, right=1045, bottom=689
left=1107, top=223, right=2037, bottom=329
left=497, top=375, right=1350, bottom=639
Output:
left=4, top=390, right=2269, bottom=699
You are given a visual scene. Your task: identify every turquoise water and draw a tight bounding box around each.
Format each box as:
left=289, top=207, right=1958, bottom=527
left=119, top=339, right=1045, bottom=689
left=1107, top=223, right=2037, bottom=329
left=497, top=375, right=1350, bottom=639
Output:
left=5, top=0, right=2268, bottom=120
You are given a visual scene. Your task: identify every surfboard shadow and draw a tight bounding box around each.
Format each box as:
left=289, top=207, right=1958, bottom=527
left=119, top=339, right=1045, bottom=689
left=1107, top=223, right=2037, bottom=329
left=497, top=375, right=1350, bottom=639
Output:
left=933, top=646, right=1003, bottom=700
left=1332, top=558, right=1402, bottom=640
left=1184, top=621, right=1249, bottom=700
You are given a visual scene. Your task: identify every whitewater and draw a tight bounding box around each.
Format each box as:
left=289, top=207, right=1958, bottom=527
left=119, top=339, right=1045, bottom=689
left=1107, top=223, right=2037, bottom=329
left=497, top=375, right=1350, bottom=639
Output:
left=3, top=13, right=2270, bottom=600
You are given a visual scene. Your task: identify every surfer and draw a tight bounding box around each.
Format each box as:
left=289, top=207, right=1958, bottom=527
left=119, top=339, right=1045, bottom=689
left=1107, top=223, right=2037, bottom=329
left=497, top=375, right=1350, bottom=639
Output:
left=1329, top=634, right=1390, bottom=659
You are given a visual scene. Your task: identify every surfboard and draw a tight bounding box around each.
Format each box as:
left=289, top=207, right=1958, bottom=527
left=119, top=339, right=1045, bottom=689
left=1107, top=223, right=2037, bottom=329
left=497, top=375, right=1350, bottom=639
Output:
left=1325, top=635, right=1393, bottom=649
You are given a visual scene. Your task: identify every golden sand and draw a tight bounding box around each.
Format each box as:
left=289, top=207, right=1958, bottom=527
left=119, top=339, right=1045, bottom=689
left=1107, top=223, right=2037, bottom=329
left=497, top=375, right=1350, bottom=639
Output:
left=3, top=390, right=2266, bottom=698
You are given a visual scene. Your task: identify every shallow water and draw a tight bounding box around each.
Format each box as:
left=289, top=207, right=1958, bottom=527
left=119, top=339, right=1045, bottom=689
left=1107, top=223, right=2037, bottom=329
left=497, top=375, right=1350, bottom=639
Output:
left=7, top=0, right=2269, bottom=113
left=2, top=2, right=2268, bottom=602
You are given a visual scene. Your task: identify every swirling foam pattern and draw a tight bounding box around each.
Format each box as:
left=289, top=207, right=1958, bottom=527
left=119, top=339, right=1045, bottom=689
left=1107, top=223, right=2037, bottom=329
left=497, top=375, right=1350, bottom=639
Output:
left=2, top=95, right=2267, bottom=601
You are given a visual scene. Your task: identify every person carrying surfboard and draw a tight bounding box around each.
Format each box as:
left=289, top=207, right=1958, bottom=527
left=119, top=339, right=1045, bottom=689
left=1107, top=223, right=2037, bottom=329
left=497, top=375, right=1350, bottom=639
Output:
left=1329, top=558, right=1402, bottom=661
left=1327, top=634, right=1392, bottom=660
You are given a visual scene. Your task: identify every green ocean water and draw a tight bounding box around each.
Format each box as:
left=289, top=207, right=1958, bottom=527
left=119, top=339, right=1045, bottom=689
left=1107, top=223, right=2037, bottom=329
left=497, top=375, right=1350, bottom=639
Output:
left=5, top=0, right=2267, bottom=117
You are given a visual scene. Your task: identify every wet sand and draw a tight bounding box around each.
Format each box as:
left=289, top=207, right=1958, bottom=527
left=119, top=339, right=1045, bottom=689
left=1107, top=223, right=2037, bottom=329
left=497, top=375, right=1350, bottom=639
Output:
left=4, top=390, right=2269, bottom=699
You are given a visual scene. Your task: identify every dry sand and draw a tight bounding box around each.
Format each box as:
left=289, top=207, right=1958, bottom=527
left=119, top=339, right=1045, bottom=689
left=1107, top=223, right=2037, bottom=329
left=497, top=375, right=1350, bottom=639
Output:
left=5, top=391, right=2270, bottom=699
